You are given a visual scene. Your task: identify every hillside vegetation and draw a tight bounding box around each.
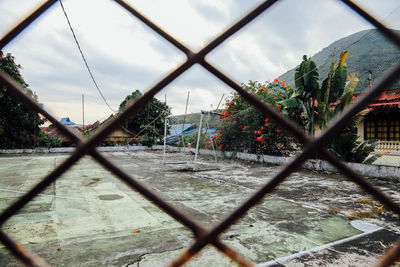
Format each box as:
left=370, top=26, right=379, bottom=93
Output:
left=169, top=110, right=222, bottom=125
left=279, top=29, right=400, bottom=92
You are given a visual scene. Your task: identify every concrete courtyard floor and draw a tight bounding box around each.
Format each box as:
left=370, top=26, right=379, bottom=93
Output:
left=0, top=150, right=399, bottom=266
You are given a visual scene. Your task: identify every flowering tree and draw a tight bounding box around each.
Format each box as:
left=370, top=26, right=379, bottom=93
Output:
left=209, top=79, right=299, bottom=156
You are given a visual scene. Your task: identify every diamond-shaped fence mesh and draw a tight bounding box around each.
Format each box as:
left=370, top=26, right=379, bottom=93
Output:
left=0, top=0, right=400, bottom=266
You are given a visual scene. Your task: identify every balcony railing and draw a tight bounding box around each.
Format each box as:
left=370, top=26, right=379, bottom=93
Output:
left=375, top=141, right=400, bottom=152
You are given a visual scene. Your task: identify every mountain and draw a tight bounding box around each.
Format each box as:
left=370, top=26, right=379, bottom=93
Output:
left=279, top=29, right=400, bottom=92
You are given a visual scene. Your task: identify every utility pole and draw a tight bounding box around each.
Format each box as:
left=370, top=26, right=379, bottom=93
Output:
left=82, top=94, right=85, bottom=130
left=33, top=115, right=36, bottom=147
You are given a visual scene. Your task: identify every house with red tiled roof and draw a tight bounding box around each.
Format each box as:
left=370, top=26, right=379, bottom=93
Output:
left=42, top=117, right=83, bottom=146
left=355, top=89, right=400, bottom=166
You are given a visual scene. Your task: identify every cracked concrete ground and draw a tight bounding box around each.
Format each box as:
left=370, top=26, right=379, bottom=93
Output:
left=0, top=150, right=399, bottom=266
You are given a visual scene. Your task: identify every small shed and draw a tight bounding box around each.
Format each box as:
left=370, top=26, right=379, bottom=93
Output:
left=90, top=114, right=139, bottom=145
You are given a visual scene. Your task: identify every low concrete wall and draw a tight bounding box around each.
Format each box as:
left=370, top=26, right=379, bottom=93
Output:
left=0, top=145, right=149, bottom=154
left=162, top=146, right=400, bottom=180
left=1, top=145, right=399, bottom=180
left=97, top=146, right=149, bottom=152
left=0, top=148, right=52, bottom=154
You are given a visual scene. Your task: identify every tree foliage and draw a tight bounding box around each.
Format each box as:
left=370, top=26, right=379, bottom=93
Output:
left=119, top=90, right=171, bottom=143
left=213, top=80, right=299, bottom=156
left=0, top=51, right=48, bottom=149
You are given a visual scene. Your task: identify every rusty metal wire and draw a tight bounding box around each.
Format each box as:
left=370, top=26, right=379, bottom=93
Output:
left=0, top=0, right=399, bottom=266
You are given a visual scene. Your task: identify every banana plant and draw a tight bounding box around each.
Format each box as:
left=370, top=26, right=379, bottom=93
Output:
left=317, top=51, right=349, bottom=131
left=279, top=52, right=380, bottom=163
left=280, top=55, right=319, bottom=135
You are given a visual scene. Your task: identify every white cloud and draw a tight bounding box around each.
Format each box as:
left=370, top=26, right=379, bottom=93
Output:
left=0, top=0, right=399, bottom=124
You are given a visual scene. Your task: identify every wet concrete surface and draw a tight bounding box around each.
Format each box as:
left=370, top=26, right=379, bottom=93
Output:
left=0, top=151, right=399, bottom=266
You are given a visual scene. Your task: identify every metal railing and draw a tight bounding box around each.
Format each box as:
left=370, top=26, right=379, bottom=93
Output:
left=0, top=0, right=400, bottom=266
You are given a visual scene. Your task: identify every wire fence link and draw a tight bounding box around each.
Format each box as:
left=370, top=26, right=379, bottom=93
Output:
left=0, top=0, right=400, bottom=266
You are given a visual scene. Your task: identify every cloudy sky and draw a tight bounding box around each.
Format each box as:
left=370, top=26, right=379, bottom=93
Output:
left=1, top=0, right=399, bottom=125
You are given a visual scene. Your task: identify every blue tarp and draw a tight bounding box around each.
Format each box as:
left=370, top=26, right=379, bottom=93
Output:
left=60, top=117, right=76, bottom=125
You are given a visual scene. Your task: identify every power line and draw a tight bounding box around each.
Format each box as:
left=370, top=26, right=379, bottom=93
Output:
left=59, top=0, right=116, bottom=113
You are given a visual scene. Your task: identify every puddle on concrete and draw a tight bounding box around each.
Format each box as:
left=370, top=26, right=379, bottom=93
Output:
left=98, top=194, right=123, bottom=201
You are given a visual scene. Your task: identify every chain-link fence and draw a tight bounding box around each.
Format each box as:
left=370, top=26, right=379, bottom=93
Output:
left=1, top=0, right=400, bottom=266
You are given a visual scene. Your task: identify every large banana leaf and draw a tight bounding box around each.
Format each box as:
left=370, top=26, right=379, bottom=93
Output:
left=295, top=55, right=319, bottom=100
left=329, top=51, right=348, bottom=103
left=278, top=97, right=301, bottom=108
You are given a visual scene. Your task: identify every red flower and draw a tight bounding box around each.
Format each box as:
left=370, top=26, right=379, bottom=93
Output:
left=261, top=126, right=265, bottom=130
left=238, top=125, right=242, bottom=129
left=255, top=136, right=263, bottom=142
left=243, top=126, right=248, bottom=130
left=233, top=121, right=237, bottom=123
left=273, top=97, right=277, bottom=100
left=265, top=118, right=269, bottom=123
left=219, top=145, right=222, bottom=150
left=276, top=129, right=281, bottom=133
left=281, top=80, right=286, bottom=86
left=274, top=78, right=279, bottom=82
left=277, top=104, right=282, bottom=110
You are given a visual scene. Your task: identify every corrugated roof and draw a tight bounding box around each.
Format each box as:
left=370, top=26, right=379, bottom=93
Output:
left=43, top=125, right=82, bottom=143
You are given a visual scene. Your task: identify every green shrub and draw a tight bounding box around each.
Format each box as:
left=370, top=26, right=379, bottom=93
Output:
left=36, top=131, right=62, bottom=148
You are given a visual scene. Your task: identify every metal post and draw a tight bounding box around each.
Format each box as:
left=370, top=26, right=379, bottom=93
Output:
left=206, top=120, right=217, bottom=162
left=163, top=118, right=168, bottom=164
left=181, top=91, right=190, bottom=146
left=194, top=113, right=203, bottom=163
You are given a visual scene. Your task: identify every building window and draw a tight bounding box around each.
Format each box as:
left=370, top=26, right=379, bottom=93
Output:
left=389, top=120, right=400, bottom=141
left=365, top=119, right=400, bottom=141
left=365, top=121, right=375, bottom=140
left=377, top=120, right=387, bottom=140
